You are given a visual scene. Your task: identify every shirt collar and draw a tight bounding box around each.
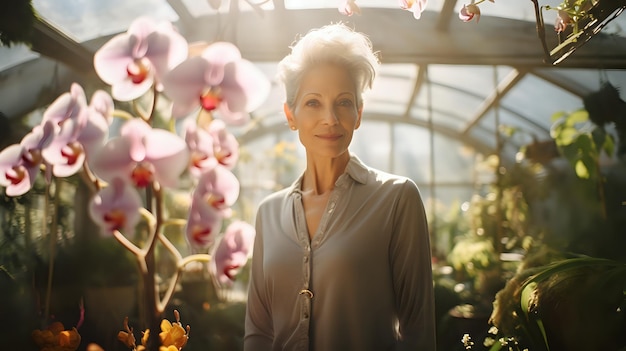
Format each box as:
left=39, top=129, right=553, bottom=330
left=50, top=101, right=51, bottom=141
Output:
left=288, top=154, right=369, bottom=195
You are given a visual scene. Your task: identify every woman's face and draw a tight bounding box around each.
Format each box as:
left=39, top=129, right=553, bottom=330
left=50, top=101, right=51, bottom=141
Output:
left=285, top=63, right=362, bottom=160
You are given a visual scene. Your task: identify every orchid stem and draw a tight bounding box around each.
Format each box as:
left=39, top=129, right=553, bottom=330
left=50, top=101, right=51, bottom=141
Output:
left=112, top=230, right=147, bottom=271
left=112, top=109, right=135, bottom=120
left=157, top=253, right=212, bottom=313
left=158, top=232, right=183, bottom=262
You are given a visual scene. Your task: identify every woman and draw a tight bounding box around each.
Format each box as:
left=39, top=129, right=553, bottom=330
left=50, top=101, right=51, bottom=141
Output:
left=244, top=23, right=436, bottom=351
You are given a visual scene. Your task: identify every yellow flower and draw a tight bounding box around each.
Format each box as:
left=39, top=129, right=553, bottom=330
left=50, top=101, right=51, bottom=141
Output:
left=58, top=328, right=81, bottom=349
left=117, top=330, right=136, bottom=349
left=159, top=319, right=188, bottom=350
left=32, top=322, right=81, bottom=351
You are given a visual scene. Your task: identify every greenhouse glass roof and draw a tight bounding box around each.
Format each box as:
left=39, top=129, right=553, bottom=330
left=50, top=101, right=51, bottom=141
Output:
left=2, top=0, right=626, bottom=221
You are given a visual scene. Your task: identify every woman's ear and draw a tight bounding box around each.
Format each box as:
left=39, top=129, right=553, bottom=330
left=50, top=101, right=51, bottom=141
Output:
left=284, top=103, right=296, bottom=130
left=355, top=105, right=363, bottom=130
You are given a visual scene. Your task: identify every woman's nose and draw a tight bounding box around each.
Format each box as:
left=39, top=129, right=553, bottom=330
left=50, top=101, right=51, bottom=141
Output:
left=321, top=107, right=339, bottom=125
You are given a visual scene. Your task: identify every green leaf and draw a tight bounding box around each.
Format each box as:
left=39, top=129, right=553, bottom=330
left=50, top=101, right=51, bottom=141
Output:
left=603, top=134, right=615, bottom=157
left=575, top=159, right=590, bottom=179
left=550, top=111, right=567, bottom=123
left=553, top=126, right=578, bottom=146
left=488, top=340, right=503, bottom=351
left=564, top=109, right=589, bottom=127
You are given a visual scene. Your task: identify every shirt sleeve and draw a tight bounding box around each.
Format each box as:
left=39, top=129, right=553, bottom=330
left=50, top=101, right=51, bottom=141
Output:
left=244, top=206, right=274, bottom=351
left=390, top=180, right=437, bottom=351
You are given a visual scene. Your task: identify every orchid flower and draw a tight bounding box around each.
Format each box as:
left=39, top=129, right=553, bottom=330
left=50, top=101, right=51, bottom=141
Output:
left=184, top=119, right=217, bottom=178
left=459, top=3, right=481, bottom=22
left=40, top=84, right=113, bottom=177
left=213, top=220, right=256, bottom=285
left=39, top=84, right=87, bottom=177
left=338, top=0, right=361, bottom=16
left=89, top=177, right=142, bottom=234
left=208, top=119, right=239, bottom=169
left=0, top=122, right=55, bottom=196
left=78, top=90, right=114, bottom=158
left=555, top=10, right=572, bottom=33
left=89, top=119, right=190, bottom=188
left=186, top=197, right=223, bottom=250
left=93, top=16, right=188, bottom=101
left=400, top=0, right=428, bottom=19
left=161, top=41, right=270, bottom=124
left=191, top=164, right=240, bottom=217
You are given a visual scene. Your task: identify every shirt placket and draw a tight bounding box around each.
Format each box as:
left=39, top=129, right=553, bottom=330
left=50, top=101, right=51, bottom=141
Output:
left=291, top=184, right=345, bottom=350
left=293, top=192, right=313, bottom=350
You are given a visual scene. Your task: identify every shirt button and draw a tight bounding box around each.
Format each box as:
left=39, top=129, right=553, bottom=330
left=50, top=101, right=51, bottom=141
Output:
left=299, top=289, right=314, bottom=299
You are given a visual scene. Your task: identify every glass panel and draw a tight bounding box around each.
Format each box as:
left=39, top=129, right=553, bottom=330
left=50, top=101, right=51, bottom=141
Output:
left=352, top=121, right=391, bottom=171
left=427, top=84, right=485, bottom=131
left=367, top=64, right=416, bottom=115
left=392, top=124, right=430, bottom=183
left=428, top=65, right=508, bottom=99
left=0, top=45, right=39, bottom=71
left=33, top=0, right=178, bottom=42
left=432, top=134, right=479, bottom=183
left=501, top=74, right=583, bottom=130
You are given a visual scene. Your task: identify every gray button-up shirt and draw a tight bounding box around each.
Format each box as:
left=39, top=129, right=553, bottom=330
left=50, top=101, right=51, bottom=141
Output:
left=244, top=155, right=436, bottom=351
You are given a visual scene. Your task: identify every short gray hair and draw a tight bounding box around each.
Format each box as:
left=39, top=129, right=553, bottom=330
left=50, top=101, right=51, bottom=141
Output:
left=276, top=23, right=380, bottom=110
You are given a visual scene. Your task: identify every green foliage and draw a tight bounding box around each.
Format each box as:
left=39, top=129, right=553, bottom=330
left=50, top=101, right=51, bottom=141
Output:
left=550, top=109, right=614, bottom=179
left=0, top=0, right=36, bottom=47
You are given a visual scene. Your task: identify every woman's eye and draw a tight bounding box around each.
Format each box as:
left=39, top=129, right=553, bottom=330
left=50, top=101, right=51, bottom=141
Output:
left=338, top=99, right=353, bottom=107
left=305, top=99, right=320, bottom=107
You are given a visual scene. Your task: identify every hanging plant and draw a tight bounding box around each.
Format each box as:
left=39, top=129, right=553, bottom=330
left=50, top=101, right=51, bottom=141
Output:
left=0, top=0, right=36, bottom=47
left=531, top=0, right=626, bottom=64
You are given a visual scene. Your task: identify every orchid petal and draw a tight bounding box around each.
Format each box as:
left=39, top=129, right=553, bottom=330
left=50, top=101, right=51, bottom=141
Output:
left=89, top=137, right=135, bottom=183
left=208, top=119, right=239, bottom=169
left=218, top=59, right=270, bottom=122
left=21, top=121, right=56, bottom=152
left=339, top=0, right=361, bottom=16
left=185, top=199, right=222, bottom=249
left=184, top=120, right=217, bottom=177
left=144, top=129, right=190, bottom=188
left=89, top=177, right=142, bottom=235
left=162, top=56, right=210, bottom=119
left=120, top=119, right=152, bottom=162
left=194, top=165, right=239, bottom=215
left=213, top=220, right=255, bottom=284
left=42, top=84, right=88, bottom=134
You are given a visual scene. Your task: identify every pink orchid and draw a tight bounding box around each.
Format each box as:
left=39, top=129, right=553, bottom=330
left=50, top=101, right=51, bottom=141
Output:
left=42, top=83, right=88, bottom=127
left=39, top=83, right=87, bottom=177
left=213, top=220, right=255, bottom=285
left=459, top=3, right=481, bottom=22
left=40, top=84, right=112, bottom=177
left=78, top=90, right=114, bottom=158
left=400, top=0, right=428, bottom=19
left=555, top=10, right=572, bottom=33
left=192, top=165, right=240, bottom=217
left=93, top=16, right=188, bottom=101
left=208, top=119, right=239, bottom=169
left=186, top=197, right=223, bottom=250
left=184, top=119, right=217, bottom=178
left=89, top=177, right=142, bottom=234
left=0, top=122, right=55, bottom=196
left=161, top=41, right=270, bottom=124
left=90, top=119, right=190, bottom=188
left=338, top=0, right=361, bottom=16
